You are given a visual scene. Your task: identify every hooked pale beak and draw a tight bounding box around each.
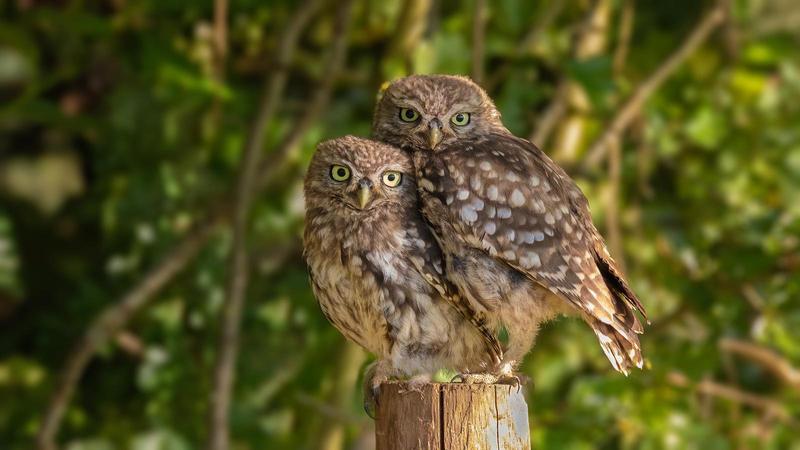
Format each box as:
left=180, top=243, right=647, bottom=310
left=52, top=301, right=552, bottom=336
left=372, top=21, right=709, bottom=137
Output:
left=358, top=185, right=371, bottom=209
left=427, top=118, right=443, bottom=149
left=356, top=179, right=373, bottom=209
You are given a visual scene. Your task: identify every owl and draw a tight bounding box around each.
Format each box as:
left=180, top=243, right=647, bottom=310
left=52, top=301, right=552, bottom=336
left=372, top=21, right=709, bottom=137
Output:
left=303, top=135, right=502, bottom=415
left=372, top=75, right=648, bottom=378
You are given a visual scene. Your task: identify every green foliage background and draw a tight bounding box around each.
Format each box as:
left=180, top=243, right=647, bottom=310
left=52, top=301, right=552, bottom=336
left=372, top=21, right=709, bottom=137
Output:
left=1, top=0, right=799, bottom=449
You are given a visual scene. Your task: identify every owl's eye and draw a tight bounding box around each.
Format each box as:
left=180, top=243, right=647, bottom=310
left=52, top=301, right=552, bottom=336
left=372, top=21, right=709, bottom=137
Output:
left=382, top=171, right=402, bottom=187
left=330, top=165, right=351, bottom=182
left=399, top=108, right=420, bottom=122
left=451, top=112, right=470, bottom=126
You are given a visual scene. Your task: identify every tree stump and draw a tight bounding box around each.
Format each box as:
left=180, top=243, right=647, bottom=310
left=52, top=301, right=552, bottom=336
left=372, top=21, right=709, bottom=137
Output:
left=375, top=382, right=531, bottom=450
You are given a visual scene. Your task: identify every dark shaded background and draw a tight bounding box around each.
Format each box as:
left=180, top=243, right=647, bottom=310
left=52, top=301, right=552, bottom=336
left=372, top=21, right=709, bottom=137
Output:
left=1, top=0, right=799, bottom=449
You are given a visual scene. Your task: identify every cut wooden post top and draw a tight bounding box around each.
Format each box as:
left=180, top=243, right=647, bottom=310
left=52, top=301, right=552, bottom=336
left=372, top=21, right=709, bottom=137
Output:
left=375, top=382, right=531, bottom=450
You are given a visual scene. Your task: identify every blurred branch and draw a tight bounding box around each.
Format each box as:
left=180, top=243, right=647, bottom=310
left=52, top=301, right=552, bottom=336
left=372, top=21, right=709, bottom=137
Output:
left=604, top=134, right=626, bottom=272
left=388, top=0, right=432, bottom=75
left=295, top=392, right=370, bottom=426
left=529, top=82, right=568, bottom=146
left=612, top=0, right=634, bottom=76
left=36, top=217, right=221, bottom=450
left=486, top=0, right=565, bottom=92
left=573, top=0, right=612, bottom=59
left=471, top=0, right=488, bottom=85
left=751, top=9, right=800, bottom=36
left=212, top=0, right=228, bottom=81
left=311, top=342, right=367, bottom=450
left=207, top=1, right=350, bottom=449
left=742, top=284, right=766, bottom=312
left=250, top=355, right=303, bottom=409
left=252, top=27, right=352, bottom=191
left=648, top=303, right=690, bottom=335
left=581, top=3, right=726, bottom=171
left=605, top=0, right=642, bottom=267
left=35, top=1, right=341, bottom=448
left=719, top=339, right=800, bottom=390
left=667, top=371, right=793, bottom=422
left=552, top=0, right=612, bottom=164
left=530, top=0, right=610, bottom=155
left=634, top=120, right=654, bottom=198
left=720, top=0, right=739, bottom=60
left=114, top=331, right=145, bottom=358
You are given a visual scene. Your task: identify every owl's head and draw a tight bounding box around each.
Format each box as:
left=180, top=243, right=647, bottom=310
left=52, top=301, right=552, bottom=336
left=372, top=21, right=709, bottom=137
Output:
left=372, top=74, right=505, bottom=151
left=305, top=136, right=416, bottom=215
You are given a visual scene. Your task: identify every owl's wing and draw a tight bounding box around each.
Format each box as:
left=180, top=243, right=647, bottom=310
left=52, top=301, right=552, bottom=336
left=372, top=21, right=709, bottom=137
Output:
left=417, top=132, right=647, bottom=373
left=403, top=217, right=504, bottom=366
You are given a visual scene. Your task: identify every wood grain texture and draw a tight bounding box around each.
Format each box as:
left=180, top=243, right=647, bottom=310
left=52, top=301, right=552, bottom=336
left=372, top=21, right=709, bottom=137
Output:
left=376, top=382, right=442, bottom=450
left=375, top=382, right=530, bottom=450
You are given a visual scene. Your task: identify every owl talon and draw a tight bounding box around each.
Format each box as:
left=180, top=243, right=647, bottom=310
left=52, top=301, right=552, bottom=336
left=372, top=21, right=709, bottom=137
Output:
left=495, top=374, right=520, bottom=392
left=363, top=361, right=390, bottom=420
left=450, top=372, right=500, bottom=384
left=363, top=384, right=380, bottom=419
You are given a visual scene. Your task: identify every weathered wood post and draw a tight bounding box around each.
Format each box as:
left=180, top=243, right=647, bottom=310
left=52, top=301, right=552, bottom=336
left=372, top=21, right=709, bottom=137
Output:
left=375, top=382, right=531, bottom=449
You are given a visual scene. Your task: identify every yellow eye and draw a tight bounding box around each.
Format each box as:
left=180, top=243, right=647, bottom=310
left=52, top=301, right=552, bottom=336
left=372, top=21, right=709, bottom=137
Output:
left=330, top=165, right=351, bottom=182
left=451, top=112, right=470, bottom=126
left=382, top=171, right=402, bottom=187
left=399, top=108, right=420, bottom=122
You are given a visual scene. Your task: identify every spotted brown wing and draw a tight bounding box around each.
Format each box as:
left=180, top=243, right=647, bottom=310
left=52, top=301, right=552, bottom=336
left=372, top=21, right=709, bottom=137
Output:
left=416, top=132, right=647, bottom=372
left=403, top=216, right=504, bottom=366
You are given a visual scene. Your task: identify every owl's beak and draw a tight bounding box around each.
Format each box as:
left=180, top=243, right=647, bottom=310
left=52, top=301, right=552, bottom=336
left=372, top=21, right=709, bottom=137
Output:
left=356, top=179, right=373, bottom=209
left=357, top=186, right=371, bottom=209
left=427, top=119, right=443, bottom=150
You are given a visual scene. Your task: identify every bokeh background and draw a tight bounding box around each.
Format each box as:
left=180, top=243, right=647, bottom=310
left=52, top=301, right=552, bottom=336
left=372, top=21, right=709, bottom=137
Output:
left=2, top=0, right=800, bottom=449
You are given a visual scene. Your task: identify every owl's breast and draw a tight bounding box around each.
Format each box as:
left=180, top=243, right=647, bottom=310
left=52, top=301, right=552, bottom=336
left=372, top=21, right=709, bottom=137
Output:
left=304, top=220, right=392, bottom=356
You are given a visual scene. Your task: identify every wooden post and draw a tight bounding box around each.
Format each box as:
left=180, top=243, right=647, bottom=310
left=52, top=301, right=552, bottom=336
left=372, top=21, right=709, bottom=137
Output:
left=375, top=382, right=531, bottom=450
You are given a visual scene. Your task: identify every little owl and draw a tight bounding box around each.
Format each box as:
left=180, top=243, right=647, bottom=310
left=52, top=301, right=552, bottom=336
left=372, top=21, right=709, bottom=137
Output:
left=303, top=135, right=502, bottom=415
left=372, top=75, right=648, bottom=379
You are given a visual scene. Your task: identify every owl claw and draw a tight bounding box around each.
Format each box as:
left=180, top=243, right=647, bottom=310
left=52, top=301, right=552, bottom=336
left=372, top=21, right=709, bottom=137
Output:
left=450, top=372, right=531, bottom=393
left=363, top=361, right=390, bottom=420
left=450, top=372, right=500, bottom=384
left=495, top=374, right=525, bottom=393
left=363, top=384, right=380, bottom=419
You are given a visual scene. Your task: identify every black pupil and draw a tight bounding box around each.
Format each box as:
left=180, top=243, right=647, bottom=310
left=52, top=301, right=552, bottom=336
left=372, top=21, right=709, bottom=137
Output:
left=387, top=174, right=396, bottom=181
left=336, top=168, right=346, bottom=177
left=456, top=114, right=464, bottom=122
left=404, top=110, right=414, bottom=119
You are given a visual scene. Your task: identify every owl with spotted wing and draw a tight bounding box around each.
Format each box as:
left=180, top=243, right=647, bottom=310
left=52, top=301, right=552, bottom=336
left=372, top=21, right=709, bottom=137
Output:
left=372, top=75, right=648, bottom=378
left=303, top=136, right=502, bottom=415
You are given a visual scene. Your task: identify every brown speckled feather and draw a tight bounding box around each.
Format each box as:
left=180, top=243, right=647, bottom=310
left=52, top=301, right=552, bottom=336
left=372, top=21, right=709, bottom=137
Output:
left=372, top=74, right=648, bottom=374
left=303, top=136, right=501, bottom=380
left=415, top=132, right=646, bottom=372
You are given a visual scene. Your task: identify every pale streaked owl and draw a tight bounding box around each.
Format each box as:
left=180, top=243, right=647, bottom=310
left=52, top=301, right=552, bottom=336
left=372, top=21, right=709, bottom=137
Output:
left=372, top=75, right=648, bottom=377
left=302, top=135, right=502, bottom=415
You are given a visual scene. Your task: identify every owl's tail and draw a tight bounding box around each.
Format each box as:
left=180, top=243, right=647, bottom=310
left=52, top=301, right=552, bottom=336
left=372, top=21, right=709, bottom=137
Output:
left=590, top=319, right=643, bottom=375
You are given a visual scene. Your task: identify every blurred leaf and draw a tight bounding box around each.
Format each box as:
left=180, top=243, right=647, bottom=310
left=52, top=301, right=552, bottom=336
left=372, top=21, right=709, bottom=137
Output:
left=566, top=56, right=614, bottom=107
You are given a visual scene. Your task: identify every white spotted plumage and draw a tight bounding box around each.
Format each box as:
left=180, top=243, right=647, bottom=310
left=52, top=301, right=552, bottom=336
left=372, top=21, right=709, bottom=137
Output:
left=372, top=74, right=648, bottom=375
left=303, top=136, right=502, bottom=409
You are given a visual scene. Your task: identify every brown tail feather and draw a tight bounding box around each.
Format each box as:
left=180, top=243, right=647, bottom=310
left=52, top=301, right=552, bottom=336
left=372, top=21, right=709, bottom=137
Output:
left=593, top=246, right=648, bottom=324
left=590, top=319, right=643, bottom=375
